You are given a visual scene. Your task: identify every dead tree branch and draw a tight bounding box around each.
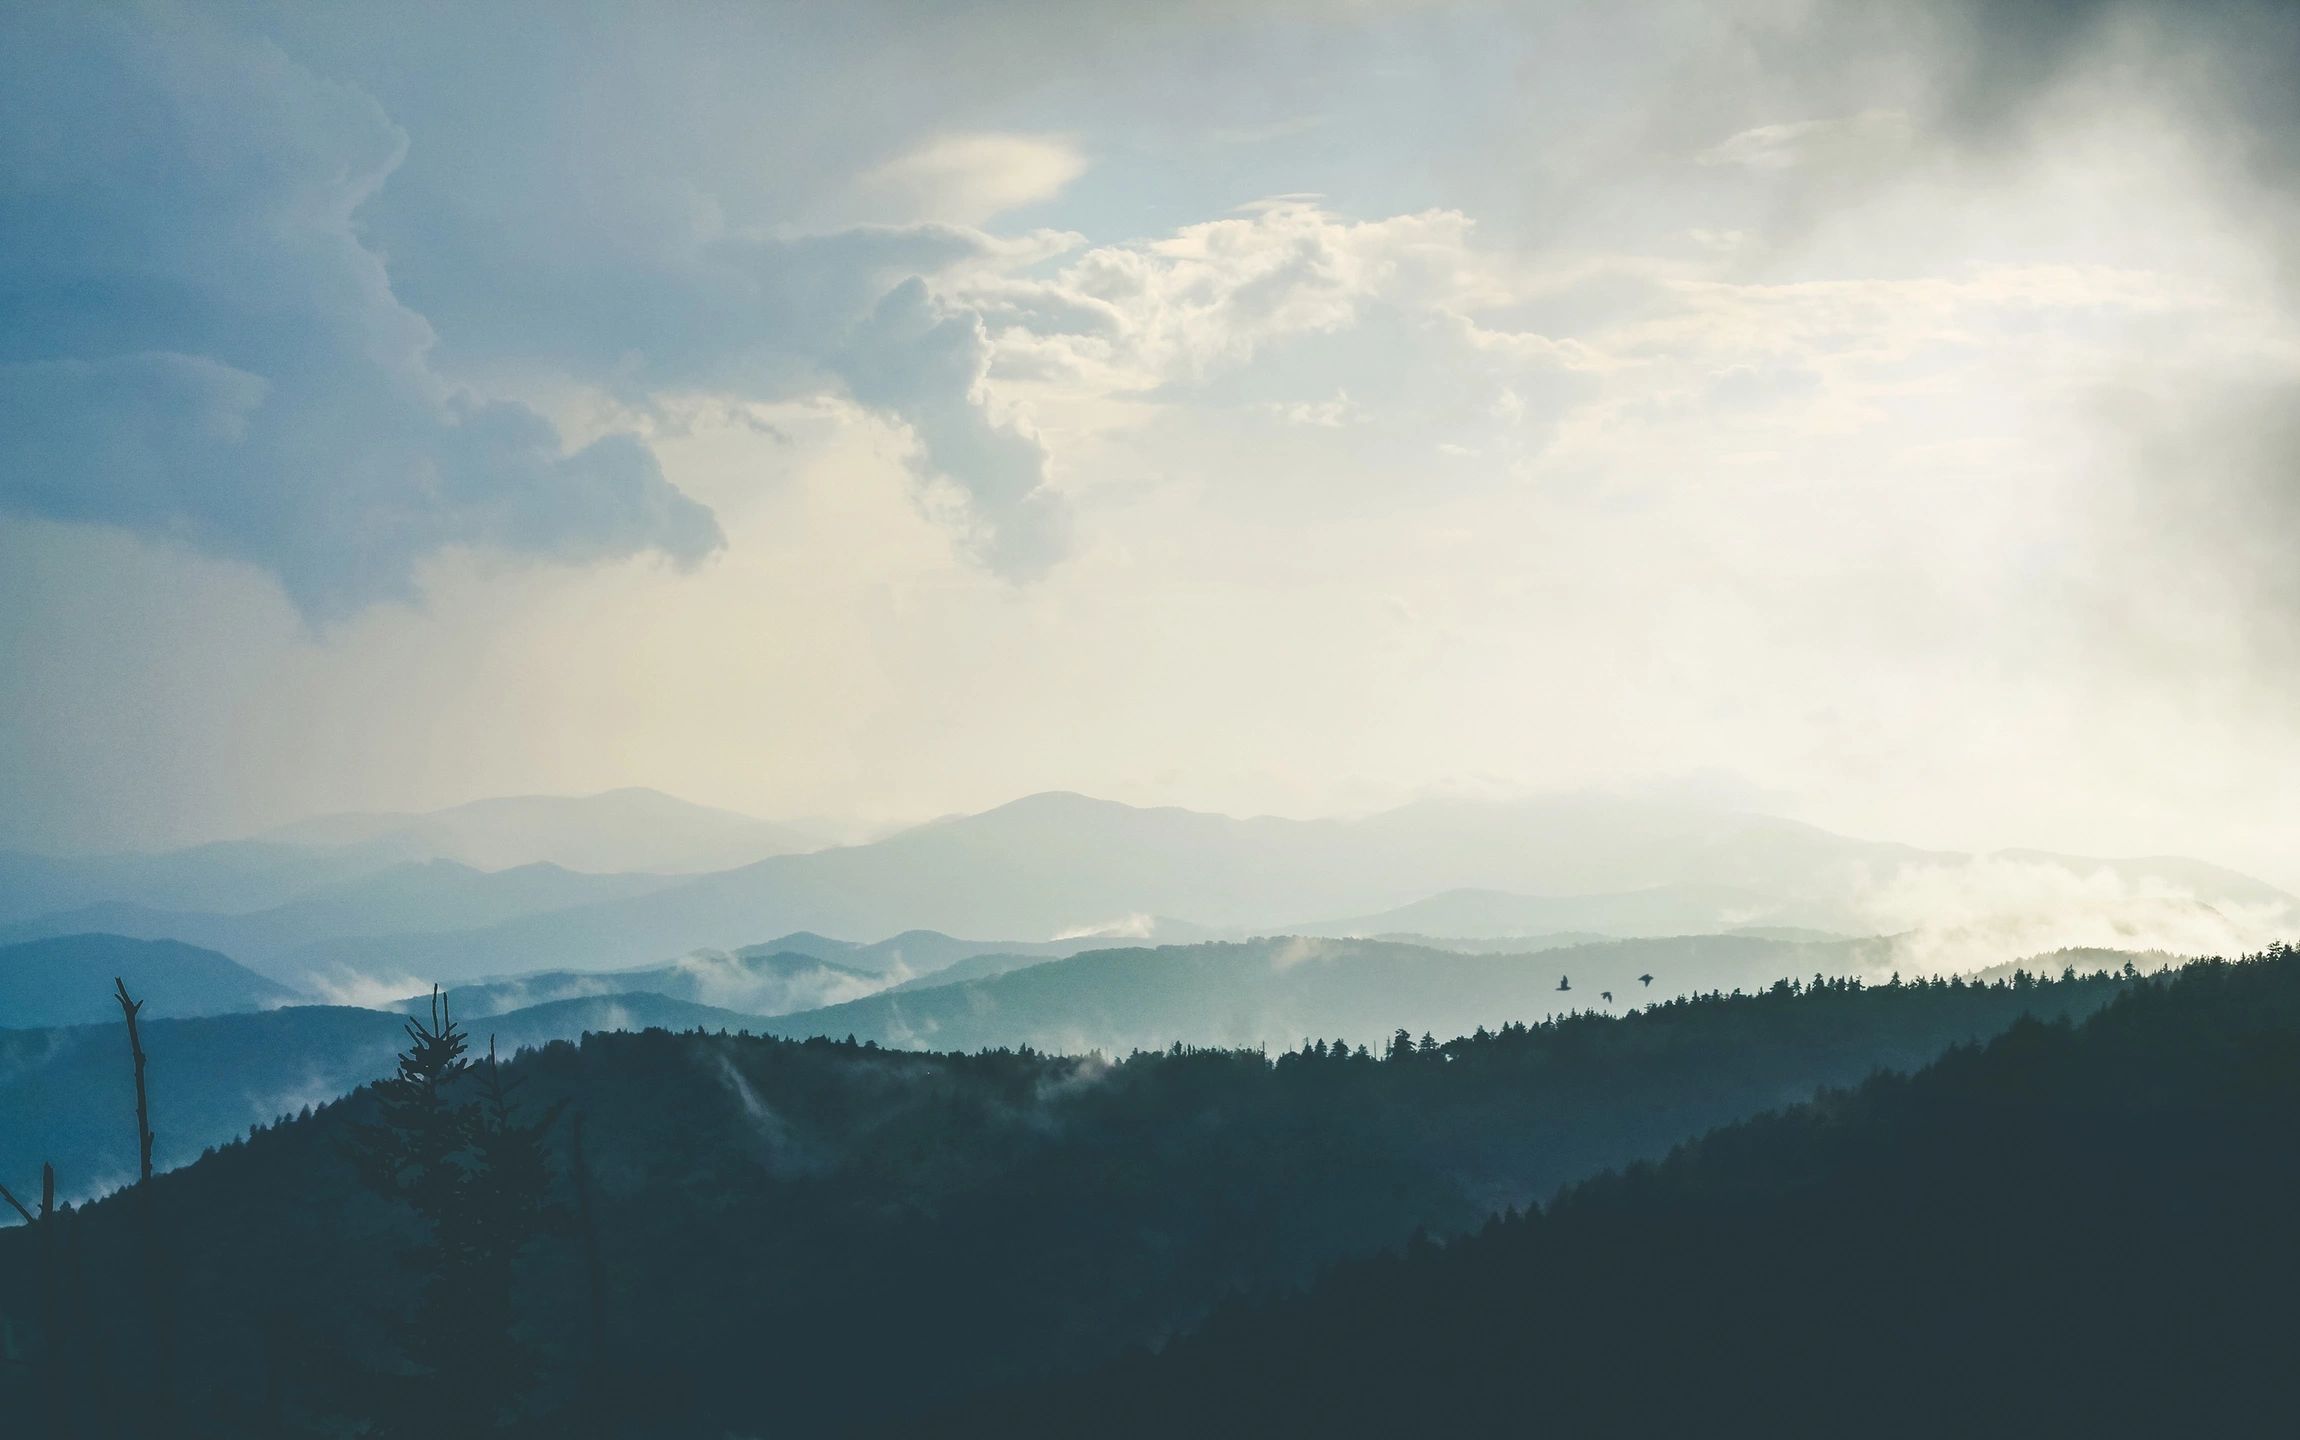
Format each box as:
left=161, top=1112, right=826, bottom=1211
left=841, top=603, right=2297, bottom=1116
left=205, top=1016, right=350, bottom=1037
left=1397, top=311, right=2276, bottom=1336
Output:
left=113, top=978, right=154, bottom=1183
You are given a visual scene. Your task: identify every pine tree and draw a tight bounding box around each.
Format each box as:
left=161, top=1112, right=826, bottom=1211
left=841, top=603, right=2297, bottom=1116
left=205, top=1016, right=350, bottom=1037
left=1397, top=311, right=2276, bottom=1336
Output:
left=350, top=990, right=561, bottom=1435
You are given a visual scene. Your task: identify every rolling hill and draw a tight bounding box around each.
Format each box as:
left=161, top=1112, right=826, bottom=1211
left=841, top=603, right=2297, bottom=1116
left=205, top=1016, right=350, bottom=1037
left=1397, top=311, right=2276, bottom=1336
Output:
left=0, top=934, right=301, bottom=1027
left=396, top=948, right=887, bottom=1020
left=0, top=991, right=768, bottom=1200
left=0, top=956, right=2147, bottom=1434
left=753, top=933, right=1933, bottom=1055
left=958, top=945, right=2300, bottom=1435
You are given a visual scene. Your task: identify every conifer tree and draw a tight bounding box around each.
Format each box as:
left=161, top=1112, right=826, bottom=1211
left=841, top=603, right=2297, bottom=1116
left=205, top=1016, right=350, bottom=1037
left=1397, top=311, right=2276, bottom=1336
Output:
left=350, top=990, right=561, bottom=1434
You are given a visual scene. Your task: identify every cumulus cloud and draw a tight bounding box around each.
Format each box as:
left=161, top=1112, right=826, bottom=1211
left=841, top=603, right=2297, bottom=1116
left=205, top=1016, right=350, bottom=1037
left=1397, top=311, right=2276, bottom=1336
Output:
left=837, top=279, right=1073, bottom=579
left=0, top=8, right=722, bottom=620
left=972, top=200, right=1483, bottom=392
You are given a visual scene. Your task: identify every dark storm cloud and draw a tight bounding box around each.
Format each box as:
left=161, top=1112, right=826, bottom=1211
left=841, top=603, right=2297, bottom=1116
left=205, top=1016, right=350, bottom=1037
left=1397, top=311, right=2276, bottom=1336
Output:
left=1922, top=0, right=2300, bottom=159
left=0, top=7, right=722, bottom=620
left=0, top=4, right=1084, bottom=616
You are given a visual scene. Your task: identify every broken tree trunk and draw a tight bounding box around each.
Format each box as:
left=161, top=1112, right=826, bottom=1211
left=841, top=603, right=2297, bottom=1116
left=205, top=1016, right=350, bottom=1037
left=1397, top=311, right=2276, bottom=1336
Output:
left=38, top=1165, right=73, bottom=1439
left=114, top=977, right=173, bottom=1422
left=113, top=979, right=154, bottom=1184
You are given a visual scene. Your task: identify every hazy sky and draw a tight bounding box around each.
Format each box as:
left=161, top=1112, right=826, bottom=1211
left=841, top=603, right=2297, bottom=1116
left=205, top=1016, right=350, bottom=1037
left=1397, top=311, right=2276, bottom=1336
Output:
left=4, top=0, right=2298, bottom=884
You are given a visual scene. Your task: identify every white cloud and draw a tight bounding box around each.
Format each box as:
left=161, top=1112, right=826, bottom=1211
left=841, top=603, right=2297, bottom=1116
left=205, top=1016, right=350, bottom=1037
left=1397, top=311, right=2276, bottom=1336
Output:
left=966, top=200, right=1486, bottom=393
left=852, top=133, right=1088, bottom=225
left=1856, top=858, right=2294, bottom=978
left=1697, top=111, right=1916, bottom=172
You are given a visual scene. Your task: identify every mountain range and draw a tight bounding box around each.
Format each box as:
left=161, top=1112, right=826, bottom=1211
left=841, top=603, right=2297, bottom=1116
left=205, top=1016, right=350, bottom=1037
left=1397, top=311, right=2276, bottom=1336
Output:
left=1, top=788, right=2288, bottom=1002
left=203, top=792, right=2300, bottom=989
left=255, top=787, right=824, bottom=874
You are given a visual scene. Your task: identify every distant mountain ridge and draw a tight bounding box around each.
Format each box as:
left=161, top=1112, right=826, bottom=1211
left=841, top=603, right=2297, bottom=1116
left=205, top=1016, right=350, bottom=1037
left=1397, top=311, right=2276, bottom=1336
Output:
left=0, top=934, right=301, bottom=1028
left=268, top=791, right=2298, bottom=986
left=6, top=790, right=2290, bottom=992
left=0, top=859, right=682, bottom=962
left=258, top=786, right=821, bottom=874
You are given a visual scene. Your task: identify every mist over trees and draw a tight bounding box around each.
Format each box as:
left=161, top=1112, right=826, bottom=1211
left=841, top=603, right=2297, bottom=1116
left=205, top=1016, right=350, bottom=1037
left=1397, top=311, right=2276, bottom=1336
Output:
left=0, top=959, right=2163, bottom=1434
left=951, top=945, right=2300, bottom=1435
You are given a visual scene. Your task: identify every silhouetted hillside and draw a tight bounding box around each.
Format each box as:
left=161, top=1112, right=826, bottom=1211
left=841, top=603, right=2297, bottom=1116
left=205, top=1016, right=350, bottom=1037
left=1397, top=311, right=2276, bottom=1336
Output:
left=0, top=993, right=766, bottom=1199
left=0, top=934, right=300, bottom=1027
left=953, top=945, right=2300, bottom=1436
left=0, top=960, right=2139, bottom=1434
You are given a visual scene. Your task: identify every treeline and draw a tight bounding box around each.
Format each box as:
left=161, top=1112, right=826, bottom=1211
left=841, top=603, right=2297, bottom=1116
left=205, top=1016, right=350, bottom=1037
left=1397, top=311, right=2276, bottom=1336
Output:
left=944, top=944, right=2300, bottom=1436
left=0, top=960, right=2145, bottom=1434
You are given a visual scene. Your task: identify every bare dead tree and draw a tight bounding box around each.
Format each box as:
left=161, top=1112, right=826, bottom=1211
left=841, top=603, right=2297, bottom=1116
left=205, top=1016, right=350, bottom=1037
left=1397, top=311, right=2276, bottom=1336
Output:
left=37, top=1165, right=73, bottom=1439
left=114, top=977, right=172, bottom=1421
left=1, top=1165, right=73, bottom=1436
left=113, top=979, right=154, bottom=1184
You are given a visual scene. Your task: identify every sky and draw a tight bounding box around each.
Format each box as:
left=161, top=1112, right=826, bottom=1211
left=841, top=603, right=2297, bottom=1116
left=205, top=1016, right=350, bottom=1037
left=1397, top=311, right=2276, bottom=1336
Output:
left=3, top=0, right=2299, bottom=886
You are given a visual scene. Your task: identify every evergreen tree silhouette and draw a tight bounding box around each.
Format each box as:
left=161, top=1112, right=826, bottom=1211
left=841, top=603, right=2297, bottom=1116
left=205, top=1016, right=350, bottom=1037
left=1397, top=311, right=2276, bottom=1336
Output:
left=350, top=990, right=561, bottom=1435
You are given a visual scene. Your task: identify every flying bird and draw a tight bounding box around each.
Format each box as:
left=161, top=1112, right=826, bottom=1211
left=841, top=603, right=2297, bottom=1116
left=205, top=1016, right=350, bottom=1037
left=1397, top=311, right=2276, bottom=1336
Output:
left=1556, top=975, right=1571, bottom=992
left=1600, top=991, right=1614, bottom=1004
left=1638, top=973, right=1654, bottom=987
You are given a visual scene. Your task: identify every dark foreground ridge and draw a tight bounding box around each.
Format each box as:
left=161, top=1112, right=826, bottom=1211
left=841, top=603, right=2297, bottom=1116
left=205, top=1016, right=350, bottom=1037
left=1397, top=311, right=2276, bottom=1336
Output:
left=942, top=943, right=2300, bottom=1437
left=0, top=960, right=2144, bottom=1435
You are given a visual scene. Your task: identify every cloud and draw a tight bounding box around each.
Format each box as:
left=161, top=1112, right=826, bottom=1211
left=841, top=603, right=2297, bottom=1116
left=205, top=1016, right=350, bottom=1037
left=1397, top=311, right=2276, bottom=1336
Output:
left=669, top=949, right=890, bottom=1014
left=2074, top=376, right=2300, bottom=683
left=349, top=194, right=1088, bottom=578
left=837, top=279, right=1073, bottom=580
left=0, top=7, right=722, bottom=620
left=1856, top=856, right=2293, bottom=978
left=967, top=199, right=1498, bottom=399
left=294, top=970, right=433, bottom=1010
left=852, top=133, right=1088, bottom=225
left=1053, top=912, right=1158, bottom=941
left=1697, top=111, right=1915, bottom=172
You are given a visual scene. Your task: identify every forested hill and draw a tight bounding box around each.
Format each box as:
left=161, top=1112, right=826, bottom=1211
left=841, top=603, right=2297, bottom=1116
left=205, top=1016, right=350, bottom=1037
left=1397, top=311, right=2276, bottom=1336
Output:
left=0, top=963, right=2138, bottom=1436
left=952, top=944, right=2300, bottom=1437
left=0, top=993, right=772, bottom=1195
left=0, top=933, right=300, bottom=1027
left=753, top=933, right=1911, bottom=1054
